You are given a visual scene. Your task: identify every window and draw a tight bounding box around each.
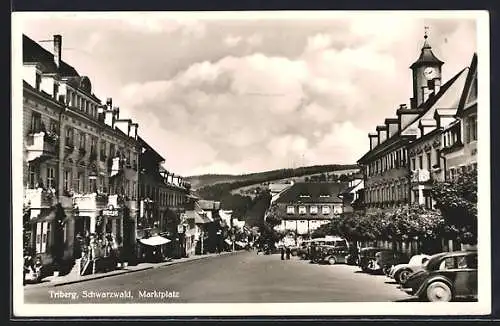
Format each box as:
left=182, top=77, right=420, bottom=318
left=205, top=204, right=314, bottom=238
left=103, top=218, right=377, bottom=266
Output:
left=286, top=206, right=295, bottom=214
left=322, top=205, right=331, bottom=214
left=77, top=172, right=85, bottom=193
left=298, top=206, right=306, bottom=215
left=36, top=222, right=50, bottom=254
left=467, top=115, right=477, bottom=143
left=89, top=178, right=97, bottom=193
left=426, top=152, right=432, bottom=171
left=47, top=167, right=55, bottom=189
left=418, top=155, right=423, bottom=170
left=79, top=133, right=86, bottom=150
left=100, top=140, right=107, bottom=161
left=439, top=257, right=456, bottom=270
left=90, top=137, right=97, bottom=155
left=28, top=164, right=37, bottom=188
left=71, top=92, right=76, bottom=107
left=30, top=112, right=42, bottom=133
left=310, top=205, right=318, bottom=214
left=109, top=143, right=116, bottom=158
left=65, top=127, right=74, bottom=146
left=35, top=73, right=41, bottom=91
left=98, top=176, right=104, bottom=193
left=411, top=158, right=416, bottom=171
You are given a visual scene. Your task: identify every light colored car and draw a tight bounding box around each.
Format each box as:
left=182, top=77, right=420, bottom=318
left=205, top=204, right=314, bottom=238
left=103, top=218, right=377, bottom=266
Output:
left=388, top=254, right=431, bottom=284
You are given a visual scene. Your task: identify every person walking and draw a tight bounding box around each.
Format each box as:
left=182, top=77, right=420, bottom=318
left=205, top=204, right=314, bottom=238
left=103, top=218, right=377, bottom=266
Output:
left=280, top=245, right=285, bottom=260
left=286, top=246, right=291, bottom=260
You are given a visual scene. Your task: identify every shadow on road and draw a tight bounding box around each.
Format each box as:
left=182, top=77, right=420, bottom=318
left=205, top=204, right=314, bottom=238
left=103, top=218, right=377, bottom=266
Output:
left=395, top=297, right=421, bottom=302
left=385, top=281, right=399, bottom=285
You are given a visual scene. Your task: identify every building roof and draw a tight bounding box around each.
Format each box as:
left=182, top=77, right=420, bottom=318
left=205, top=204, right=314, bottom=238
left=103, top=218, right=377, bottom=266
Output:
left=23, top=34, right=79, bottom=77
left=358, top=66, right=468, bottom=164
left=185, top=210, right=212, bottom=224
left=269, top=183, right=292, bottom=193
left=197, top=200, right=221, bottom=211
left=274, top=182, right=347, bottom=204
left=410, top=36, right=444, bottom=69
left=402, top=67, right=469, bottom=135
left=456, top=53, right=478, bottom=117
left=137, top=136, right=165, bottom=162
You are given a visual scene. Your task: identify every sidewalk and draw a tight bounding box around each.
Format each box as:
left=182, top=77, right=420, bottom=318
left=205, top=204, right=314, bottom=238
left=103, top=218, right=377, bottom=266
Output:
left=25, top=251, right=242, bottom=289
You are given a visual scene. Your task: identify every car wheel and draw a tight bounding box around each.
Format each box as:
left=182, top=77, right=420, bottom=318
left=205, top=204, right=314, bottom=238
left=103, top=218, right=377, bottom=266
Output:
left=328, top=257, right=337, bottom=265
left=426, top=281, right=453, bottom=302
left=397, top=269, right=412, bottom=285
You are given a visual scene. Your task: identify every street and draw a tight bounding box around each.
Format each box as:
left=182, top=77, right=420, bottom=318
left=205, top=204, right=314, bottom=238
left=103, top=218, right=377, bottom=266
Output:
left=24, top=251, right=413, bottom=303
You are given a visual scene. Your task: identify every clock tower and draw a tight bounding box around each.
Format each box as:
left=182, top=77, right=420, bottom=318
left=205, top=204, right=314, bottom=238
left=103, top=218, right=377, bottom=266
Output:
left=410, top=29, right=444, bottom=107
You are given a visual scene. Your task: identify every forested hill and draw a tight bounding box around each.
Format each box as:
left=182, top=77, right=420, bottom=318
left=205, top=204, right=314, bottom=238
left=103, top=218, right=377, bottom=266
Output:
left=185, top=164, right=359, bottom=190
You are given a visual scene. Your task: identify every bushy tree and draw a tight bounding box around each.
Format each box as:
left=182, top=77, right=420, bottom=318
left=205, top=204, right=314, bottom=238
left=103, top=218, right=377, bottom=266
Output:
left=431, top=169, right=477, bottom=244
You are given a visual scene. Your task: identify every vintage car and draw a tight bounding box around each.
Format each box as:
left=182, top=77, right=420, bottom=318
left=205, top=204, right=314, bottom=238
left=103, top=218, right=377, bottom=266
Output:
left=316, top=237, right=349, bottom=265
left=374, top=250, right=409, bottom=275
left=400, top=251, right=478, bottom=302
left=297, top=240, right=314, bottom=260
left=358, top=247, right=387, bottom=272
left=388, top=254, right=431, bottom=284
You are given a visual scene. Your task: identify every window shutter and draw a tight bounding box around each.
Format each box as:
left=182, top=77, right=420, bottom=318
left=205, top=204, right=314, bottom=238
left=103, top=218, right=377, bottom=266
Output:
left=36, top=223, right=42, bottom=253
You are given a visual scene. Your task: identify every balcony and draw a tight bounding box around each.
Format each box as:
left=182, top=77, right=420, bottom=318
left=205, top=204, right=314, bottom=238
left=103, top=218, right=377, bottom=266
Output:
left=26, top=132, right=57, bottom=162
left=411, top=169, right=431, bottom=183
left=24, top=188, right=56, bottom=219
left=73, top=193, right=110, bottom=212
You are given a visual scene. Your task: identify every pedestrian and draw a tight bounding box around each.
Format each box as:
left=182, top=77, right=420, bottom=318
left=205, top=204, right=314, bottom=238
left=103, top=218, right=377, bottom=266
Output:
left=280, top=246, right=285, bottom=260
left=286, top=246, right=291, bottom=260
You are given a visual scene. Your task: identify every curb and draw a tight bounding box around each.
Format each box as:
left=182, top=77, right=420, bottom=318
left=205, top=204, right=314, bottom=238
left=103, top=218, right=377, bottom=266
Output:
left=49, top=250, right=243, bottom=288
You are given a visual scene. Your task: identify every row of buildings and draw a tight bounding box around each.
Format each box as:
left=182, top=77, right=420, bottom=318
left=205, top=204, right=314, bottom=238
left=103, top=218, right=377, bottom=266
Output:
left=21, top=34, right=230, bottom=273
left=265, top=32, right=477, bottom=253
left=355, top=33, right=478, bottom=250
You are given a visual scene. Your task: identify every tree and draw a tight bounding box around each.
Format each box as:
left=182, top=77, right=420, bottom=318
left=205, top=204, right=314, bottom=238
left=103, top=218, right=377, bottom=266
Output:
left=431, top=169, right=477, bottom=244
left=265, top=204, right=286, bottom=228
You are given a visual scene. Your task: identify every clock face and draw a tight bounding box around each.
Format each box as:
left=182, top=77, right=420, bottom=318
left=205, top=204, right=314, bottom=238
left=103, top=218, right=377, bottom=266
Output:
left=423, top=67, right=438, bottom=80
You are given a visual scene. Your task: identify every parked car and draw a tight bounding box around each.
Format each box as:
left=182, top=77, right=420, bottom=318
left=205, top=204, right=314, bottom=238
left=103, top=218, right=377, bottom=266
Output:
left=317, top=237, right=349, bottom=265
left=374, top=250, right=409, bottom=275
left=345, top=245, right=360, bottom=265
left=400, top=251, right=477, bottom=302
left=297, top=241, right=312, bottom=260
left=388, top=254, right=431, bottom=284
left=358, top=247, right=387, bottom=272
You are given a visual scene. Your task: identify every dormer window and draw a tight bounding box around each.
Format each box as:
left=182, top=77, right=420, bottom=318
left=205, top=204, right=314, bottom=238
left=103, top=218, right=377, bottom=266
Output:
left=299, top=194, right=310, bottom=198
left=319, top=194, right=330, bottom=198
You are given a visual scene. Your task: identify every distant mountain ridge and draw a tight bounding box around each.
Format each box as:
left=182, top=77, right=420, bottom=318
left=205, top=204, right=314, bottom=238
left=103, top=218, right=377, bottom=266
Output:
left=185, top=164, right=359, bottom=190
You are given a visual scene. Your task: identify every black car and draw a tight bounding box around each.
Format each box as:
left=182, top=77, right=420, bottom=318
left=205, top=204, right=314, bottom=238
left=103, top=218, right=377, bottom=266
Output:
left=400, top=251, right=478, bottom=302
left=358, top=247, right=387, bottom=272
left=375, top=250, right=409, bottom=275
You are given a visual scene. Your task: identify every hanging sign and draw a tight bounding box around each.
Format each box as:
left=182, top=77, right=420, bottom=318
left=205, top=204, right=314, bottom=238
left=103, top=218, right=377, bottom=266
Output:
left=103, top=204, right=119, bottom=216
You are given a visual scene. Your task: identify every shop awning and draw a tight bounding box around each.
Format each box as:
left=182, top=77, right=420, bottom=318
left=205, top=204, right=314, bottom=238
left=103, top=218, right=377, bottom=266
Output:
left=139, top=235, right=171, bottom=246
left=224, top=239, right=232, bottom=245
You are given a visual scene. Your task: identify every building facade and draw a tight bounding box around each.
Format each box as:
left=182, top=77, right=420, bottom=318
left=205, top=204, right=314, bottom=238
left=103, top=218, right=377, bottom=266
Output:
left=23, top=34, right=140, bottom=269
left=270, top=182, right=347, bottom=236
left=338, top=174, right=365, bottom=213
left=441, top=54, right=478, bottom=178
left=358, top=33, right=474, bottom=214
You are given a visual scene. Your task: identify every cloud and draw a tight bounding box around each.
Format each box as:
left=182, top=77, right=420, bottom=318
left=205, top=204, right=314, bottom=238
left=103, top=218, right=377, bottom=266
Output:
left=21, top=14, right=477, bottom=176
left=224, top=35, right=242, bottom=47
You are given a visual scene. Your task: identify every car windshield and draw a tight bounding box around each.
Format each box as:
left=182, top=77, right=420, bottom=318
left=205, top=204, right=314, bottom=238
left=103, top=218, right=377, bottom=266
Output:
left=334, top=240, right=348, bottom=247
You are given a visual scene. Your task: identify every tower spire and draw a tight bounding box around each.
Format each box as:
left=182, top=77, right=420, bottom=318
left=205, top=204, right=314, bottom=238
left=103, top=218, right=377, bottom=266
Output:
left=423, top=26, right=431, bottom=49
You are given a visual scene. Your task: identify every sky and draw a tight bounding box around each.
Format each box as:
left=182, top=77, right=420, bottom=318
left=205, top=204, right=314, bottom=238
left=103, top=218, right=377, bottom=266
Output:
left=18, top=12, right=478, bottom=177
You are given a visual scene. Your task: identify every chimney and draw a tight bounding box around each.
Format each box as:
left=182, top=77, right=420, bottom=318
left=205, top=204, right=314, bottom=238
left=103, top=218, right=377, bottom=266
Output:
left=422, top=86, right=430, bottom=103
left=376, top=125, right=387, bottom=144
left=114, top=107, right=120, bottom=120
left=97, top=105, right=105, bottom=122
left=368, top=133, right=378, bottom=150
left=129, top=123, right=138, bottom=139
left=53, top=35, right=62, bottom=68
left=106, top=98, right=113, bottom=110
